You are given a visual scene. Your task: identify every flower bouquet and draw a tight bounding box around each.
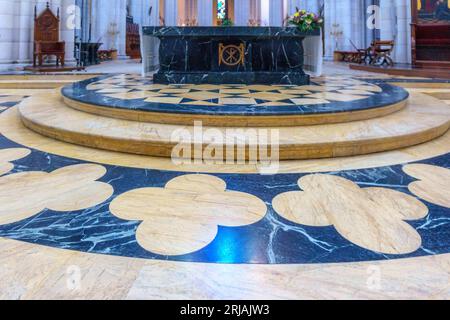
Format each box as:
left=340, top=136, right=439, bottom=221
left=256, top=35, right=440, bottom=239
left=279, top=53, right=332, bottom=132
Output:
left=219, top=18, right=234, bottom=26
left=288, top=9, right=323, bottom=32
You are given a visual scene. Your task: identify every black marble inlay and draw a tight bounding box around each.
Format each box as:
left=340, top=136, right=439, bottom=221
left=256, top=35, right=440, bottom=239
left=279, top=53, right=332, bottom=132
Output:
left=0, top=85, right=449, bottom=264
left=0, top=131, right=449, bottom=264
left=143, top=26, right=320, bottom=85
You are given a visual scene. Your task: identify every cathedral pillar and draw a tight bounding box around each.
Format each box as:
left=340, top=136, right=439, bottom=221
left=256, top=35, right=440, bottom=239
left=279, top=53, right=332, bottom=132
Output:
left=15, top=0, right=35, bottom=65
left=393, top=0, right=412, bottom=63
left=165, top=0, right=178, bottom=26
left=234, top=0, right=251, bottom=26
left=116, top=0, right=127, bottom=58
left=324, top=0, right=365, bottom=60
left=288, top=0, right=303, bottom=15
left=142, top=0, right=162, bottom=74
left=60, top=0, right=76, bottom=63
left=198, top=0, right=214, bottom=26
left=263, top=0, right=284, bottom=26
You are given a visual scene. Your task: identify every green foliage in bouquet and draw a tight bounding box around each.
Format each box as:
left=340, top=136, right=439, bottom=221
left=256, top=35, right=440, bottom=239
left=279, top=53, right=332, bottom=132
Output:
left=219, top=18, right=234, bottom=26
left=288, top=8, right=323, bottom=32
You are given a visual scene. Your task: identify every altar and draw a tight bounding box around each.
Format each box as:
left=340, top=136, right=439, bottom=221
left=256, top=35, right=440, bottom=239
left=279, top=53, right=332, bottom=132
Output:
left=142, top=26, right=320, bottom=85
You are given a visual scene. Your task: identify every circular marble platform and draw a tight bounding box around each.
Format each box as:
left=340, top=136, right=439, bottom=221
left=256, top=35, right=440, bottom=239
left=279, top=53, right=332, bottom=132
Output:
left=1, top=102, right=450, bottom=265
left=18, top=91, right=450, bottom=161
left=0, top=83, right=450, bottom=268
left=61, top=74, right=409, bottom=127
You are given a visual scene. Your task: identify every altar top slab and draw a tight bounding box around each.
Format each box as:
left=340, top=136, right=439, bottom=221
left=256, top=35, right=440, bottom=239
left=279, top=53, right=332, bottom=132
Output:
left=142, top=26, right=320, bottom=38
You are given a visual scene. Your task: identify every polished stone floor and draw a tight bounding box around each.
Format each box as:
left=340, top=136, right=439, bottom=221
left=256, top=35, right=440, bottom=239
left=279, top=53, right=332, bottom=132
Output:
left=0, top=72, right=449, bottom=299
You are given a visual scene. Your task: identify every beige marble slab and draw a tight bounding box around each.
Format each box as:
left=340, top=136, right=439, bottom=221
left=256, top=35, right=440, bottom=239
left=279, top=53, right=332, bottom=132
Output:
left=0, top=148, right=31, bottom=175
left=0, top=95, right=26, bottom=104
left=0, top=238, right=448, bottom=300
left=144, top=96, right=184, bottom=104
left=403, top=164, right=450, bottom=208
left=272, top=174, right=428, bottom=255
left=0, top=80, right=83, bottom=89
left=64, top=94, right=406, bottom=127
left=337, top=89, right=374, bottom=96
left=0, top=89, right=55, bottom=95
left=18, top=92, right=450, bottom=161
left=0, top=238, right=144, bottom=300
left=110, top=174, right=267, bottom=256
left=0, top=74, right=97, bottom=81
left=390, top=82, right=450, bottom=89
left=218, top=97, right=257, bottom=105
left=242, top=92, right=297, bottom=101
left=0, top=164, right=113, bottom=225
left=305, top=92, right=368, bottom=102
left=1, top=103, right=450, bottom=174
left=174, top=91, right=230, bottom=101
left=219, top=89, right=250, bottom=94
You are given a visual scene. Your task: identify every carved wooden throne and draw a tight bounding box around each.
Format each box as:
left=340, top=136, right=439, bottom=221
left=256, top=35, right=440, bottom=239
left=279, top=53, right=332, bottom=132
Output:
left=33, top=3, right=65, bottom=67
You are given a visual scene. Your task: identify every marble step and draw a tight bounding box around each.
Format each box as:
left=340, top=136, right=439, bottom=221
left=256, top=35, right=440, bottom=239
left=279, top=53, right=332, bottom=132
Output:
left=18, top=92, right=450, bottom=161
left=63, top=94, right=408, bottom=127
left=0, top=75, right=96, bottom=89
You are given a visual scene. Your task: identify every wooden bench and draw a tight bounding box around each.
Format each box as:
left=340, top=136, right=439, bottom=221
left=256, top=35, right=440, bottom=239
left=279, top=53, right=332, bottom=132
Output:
left=334, top=51, right=363, bottom=63
left=360, top=40, right=395, bottom=66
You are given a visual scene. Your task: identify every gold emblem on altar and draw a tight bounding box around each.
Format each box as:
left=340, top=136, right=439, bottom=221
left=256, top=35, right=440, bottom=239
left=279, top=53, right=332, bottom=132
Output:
left=219, top=43, right=245, bottom=66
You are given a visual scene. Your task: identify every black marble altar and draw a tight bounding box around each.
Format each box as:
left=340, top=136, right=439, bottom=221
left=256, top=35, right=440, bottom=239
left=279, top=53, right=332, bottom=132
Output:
left=143, top=26, right=320, bottom=85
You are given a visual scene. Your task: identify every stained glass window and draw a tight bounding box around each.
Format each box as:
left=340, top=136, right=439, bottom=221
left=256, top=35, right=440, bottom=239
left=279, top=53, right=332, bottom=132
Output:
left=217, top=0, right=227, bottom=20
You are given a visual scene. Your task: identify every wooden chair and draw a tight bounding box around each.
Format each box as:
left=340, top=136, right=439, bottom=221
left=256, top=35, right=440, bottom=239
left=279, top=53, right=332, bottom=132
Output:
left=33, top=3, right=65, bottom=67
left=126, top=16, right=141, bottom=60
left=361, top=40, right=395, bottom=66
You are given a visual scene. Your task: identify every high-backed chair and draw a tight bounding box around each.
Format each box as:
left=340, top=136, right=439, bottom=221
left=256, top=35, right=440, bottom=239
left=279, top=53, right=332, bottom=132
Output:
left=33, top=3, right=65, bottom=67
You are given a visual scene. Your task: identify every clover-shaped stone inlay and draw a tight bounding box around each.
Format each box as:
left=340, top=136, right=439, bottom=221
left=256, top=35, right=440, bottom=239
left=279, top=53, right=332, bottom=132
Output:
left=109, top=174, right=267, bottom=255
left=0, top=148, right=31, bottom=176
left=272, top=174, right=429, bottom=255
left=0, top=164, right=114, bottom=225
left=403, top=164, right=450, bottom=208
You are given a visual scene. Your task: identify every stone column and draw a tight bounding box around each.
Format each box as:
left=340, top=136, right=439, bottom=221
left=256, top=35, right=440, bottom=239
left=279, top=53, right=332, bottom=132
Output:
left=8, top=0, right=35, bottom=66
left=0, top=0, right=22, bottom=69
left=234, top=0, right=251, bottom=26
left=142, top=0, right=161, bottom=74
left=379, top=0, right=395, bottom=44
left=265, top=0, right=284, bottom=26
left=188, top=0, right=198, bottom=25
left=198, top=0, right=213, bottom=26
left=91, top=0, right=111, bottom=49
left=323, top=0, right=336, bottom=59
left=60, top=0, right=76, bottom=63
left=288, top=0, right=303, bottom=15
left=165, top=0, right=178, bottom=26
left=0, top=0, right=80, bottom=70
left=393, top=0, right=411, bottom=63
left=379, top=0, right=411, bottom=63
left=304, top=0, right=321, bottom=13
left=323, top=0, right=365, bottom=60
left=116, top=0, right=127, bottom=58
left=249, top=0, right=262, bottom=24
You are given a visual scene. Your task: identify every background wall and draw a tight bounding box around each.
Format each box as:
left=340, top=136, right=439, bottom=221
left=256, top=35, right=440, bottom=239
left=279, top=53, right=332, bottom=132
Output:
left=0, top=0, right=75, bottom=70
left=0, top=0, right=413, bottom=71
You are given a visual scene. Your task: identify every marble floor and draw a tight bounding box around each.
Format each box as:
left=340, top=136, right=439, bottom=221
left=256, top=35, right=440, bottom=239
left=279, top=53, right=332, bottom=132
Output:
left=0, top=72, right=449, bottom=300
